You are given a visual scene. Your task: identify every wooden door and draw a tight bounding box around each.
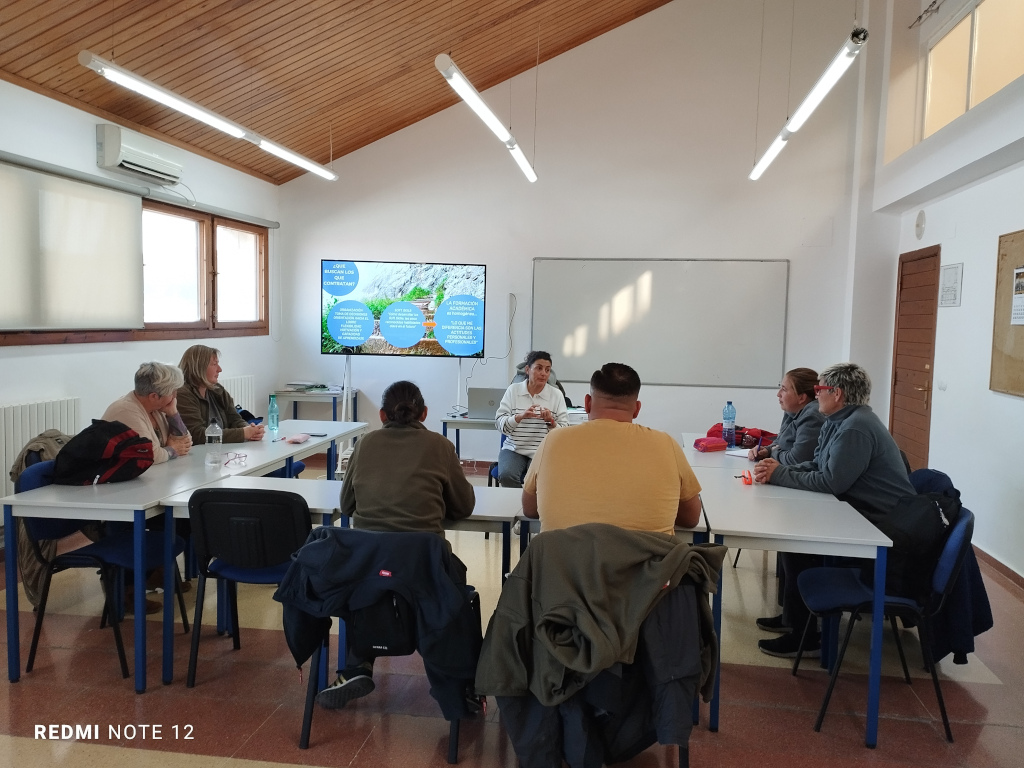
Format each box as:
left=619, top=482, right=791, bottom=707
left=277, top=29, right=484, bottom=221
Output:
left=889, top=246, right=940, bottom=471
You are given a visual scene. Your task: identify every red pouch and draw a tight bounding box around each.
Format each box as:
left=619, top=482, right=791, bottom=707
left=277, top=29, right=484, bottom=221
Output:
left=693, top=437, right=728, bottom=452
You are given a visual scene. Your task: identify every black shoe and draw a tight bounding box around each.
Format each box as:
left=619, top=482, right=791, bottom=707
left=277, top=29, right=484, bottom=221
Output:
left=316, top=671, right=375, bottom=710
left=758, top=631, right=820, bottom=659
left=755, top=615, right=792, bottom=633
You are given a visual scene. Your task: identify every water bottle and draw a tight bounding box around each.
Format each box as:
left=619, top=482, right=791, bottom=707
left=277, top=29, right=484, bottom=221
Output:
left=722, top=401, right=737, bottom=448
left=205, top=418, right=223, bottom=469
left=267, top=394, right=279, bottom=433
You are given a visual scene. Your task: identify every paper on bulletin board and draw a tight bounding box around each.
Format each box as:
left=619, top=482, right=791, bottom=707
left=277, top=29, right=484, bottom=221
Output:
left=1013, top=267, right=1024, bottom=325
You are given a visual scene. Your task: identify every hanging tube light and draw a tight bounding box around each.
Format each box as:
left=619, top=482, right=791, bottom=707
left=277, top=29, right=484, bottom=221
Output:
left=78, top=51, right=338, bottom=181
left=749, top=28, right=867, bottom=181
left=435, top=53, right=537, bottom=183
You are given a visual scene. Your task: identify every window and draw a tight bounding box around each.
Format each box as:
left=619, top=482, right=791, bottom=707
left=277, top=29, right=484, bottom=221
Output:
left=1, top=198, right=268, bottom=345
left=924, top=0, right=1024, bottom=138
left=141, top=200, right=268, bottom=335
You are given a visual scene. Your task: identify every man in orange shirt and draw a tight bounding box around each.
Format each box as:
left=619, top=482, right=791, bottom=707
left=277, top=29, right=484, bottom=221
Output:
left=522, top=363, right=702, bottom=534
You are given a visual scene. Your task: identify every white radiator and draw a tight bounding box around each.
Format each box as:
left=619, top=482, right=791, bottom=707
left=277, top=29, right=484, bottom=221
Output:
left=220, top=375, right=257, bottom=415
left=1, top=397, right=80, bottom=498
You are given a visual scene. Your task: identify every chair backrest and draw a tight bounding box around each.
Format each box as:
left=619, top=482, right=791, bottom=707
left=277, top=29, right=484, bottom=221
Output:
left=909, top=468, right=956, bottom=495
left=15, top=460, right=90, bottom=542
left=189, top=487, right=312, bottom=572
left=930, top=508, right=975, bottom=612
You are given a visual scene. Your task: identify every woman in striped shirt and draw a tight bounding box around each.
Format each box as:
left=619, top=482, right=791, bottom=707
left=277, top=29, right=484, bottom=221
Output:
left=494, top=351, right=569, bottom=487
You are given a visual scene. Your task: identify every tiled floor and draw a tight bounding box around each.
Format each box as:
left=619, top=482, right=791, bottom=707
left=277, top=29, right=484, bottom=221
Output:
left=2, top=469, right=1022, bottom=767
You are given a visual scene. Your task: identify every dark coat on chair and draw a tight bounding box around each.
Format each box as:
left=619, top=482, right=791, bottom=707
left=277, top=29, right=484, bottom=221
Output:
left=908, top=469, right=994, bottom=663
left=476, top=524, right=726, bottom=768
left=274, top=526, right=481, bottom=720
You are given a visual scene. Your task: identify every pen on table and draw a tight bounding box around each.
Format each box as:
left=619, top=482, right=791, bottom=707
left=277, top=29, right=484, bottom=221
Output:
left=272, top=436, right=286, bottom=442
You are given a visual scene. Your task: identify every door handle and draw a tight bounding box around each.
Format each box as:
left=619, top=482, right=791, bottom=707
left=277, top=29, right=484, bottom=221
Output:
left=913, top=385, right=930, bottom=408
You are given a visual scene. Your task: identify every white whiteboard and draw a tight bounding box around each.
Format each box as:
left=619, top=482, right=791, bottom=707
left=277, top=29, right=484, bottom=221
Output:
left=531, top=259, right=788, bottom=388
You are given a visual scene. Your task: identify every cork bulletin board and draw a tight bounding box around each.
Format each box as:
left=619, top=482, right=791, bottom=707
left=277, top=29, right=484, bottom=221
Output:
left=990, top=228, right=1024, bottom=397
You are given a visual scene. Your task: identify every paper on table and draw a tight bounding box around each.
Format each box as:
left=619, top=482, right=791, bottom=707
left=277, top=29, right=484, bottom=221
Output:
left=725, top=448, right=751, bottom=457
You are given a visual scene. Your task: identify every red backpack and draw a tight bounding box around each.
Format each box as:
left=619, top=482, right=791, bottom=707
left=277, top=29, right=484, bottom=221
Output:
left=53, top=420, right=155, bottom=485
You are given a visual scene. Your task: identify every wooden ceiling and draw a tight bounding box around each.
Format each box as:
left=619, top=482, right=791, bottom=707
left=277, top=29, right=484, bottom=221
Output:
left=1, top=0, right=672, bottom=184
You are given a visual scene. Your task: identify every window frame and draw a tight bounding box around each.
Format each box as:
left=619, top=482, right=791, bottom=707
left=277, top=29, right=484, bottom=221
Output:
left=0, top=199, right=269, bottom=346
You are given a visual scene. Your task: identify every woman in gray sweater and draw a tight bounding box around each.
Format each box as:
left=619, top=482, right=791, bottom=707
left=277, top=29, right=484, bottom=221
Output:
left=749, top=367, right=824, bottom=465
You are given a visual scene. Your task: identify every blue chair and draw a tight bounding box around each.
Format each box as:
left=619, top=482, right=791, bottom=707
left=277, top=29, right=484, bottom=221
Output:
left=16, top=461, right=189, bottom=678
left=792, top=507, right=976, bottom=742
left=186, top=487, right=312, bottom=687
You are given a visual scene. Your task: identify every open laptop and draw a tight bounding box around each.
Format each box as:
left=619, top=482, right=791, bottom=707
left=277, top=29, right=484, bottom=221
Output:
left=466, top=387, right=507, bottom=419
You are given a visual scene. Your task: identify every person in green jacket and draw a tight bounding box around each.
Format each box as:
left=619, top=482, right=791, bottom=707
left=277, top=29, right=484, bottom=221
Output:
left=176, top=344, right=265, bottom=446
left=319, top=380, right=476, bottom=710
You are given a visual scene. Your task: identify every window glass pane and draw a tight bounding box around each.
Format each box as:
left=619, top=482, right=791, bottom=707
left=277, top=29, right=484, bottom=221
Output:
left=924, top=14, right=972, bottom=138
left=216, top=225, right=259, bottom=322
left=142, top=209, right=200, bottom=323
left=971, top=0, right=1024, bottom=107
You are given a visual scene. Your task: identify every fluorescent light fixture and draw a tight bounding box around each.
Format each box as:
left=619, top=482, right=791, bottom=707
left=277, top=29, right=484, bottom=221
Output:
left=257, top=138, right=338, bottom=180
left=748, top=28, right=867, bottom=180
left=79, top=51, right=246, bottom=139
left=507, top=142, right=538, bottom=183
left=435, top=53, right=537, bottom=183
left=748, top=133, right=789, bottom=181
left=79, top=50, right=338, bottom=181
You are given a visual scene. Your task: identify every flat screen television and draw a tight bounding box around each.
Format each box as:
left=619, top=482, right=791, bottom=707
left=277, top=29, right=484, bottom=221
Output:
left=321, top=260, right=485, bottom=357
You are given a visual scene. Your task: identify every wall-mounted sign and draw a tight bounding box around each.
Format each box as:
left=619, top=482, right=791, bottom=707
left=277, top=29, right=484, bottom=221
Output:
left=939, top=262, right=963, bottom=308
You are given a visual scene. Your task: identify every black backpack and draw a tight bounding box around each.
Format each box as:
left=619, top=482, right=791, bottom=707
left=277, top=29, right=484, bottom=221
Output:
left=879, top=489, right=963, bottom=600
left=346, top=592, right=417, bottom=658
left=52, top=420, right=155, bottom=485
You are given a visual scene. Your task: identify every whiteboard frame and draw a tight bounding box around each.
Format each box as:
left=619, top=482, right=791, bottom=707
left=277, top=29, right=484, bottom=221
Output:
left=530, top=258, right=789, bottom=388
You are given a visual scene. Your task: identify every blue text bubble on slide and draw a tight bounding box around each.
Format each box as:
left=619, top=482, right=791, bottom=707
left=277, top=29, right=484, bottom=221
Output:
left=327, top=301, right=374, bottom=346
left=322, top=261, right=359, bottom=297
left=434, top=295, right=484, bottom=355
left=379, top=302, right=426, bottom=349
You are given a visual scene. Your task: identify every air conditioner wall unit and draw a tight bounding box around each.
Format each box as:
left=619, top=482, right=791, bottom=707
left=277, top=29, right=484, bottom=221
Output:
left=96, top=124, right=183, bottom=185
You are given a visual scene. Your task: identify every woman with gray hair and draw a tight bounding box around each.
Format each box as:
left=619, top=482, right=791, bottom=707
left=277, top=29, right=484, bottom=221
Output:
left=751, top=361, right=915, bottom=658
left=102, top=362, right=193, bottom=464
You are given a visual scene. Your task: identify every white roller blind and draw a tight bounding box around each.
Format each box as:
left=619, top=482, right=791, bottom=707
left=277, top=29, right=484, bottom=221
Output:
left=0, top=162, right=143, bottom=330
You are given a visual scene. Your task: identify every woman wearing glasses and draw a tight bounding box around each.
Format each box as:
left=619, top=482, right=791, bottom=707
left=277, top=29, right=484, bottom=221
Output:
left=748, top=368, right=824, bottom=465
left=752, top=362, right=915, bottom=658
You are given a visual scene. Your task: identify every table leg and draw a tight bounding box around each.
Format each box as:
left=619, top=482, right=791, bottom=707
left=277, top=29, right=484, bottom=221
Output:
left=133, top=509, right=147, bottom=693
left=292, top=401, right=298, bottom=419
left=501, top=522, right=511, bottom=582
left=332, top=396, right=337, bottom=421
left=4, top=504, right=20, bottom=683
left=162, top=505, right=175, bottom=685
left=327, top=440, right=336, bottom=481
left=865, top=546, right=887, bottom=748
left=709, top=533, right=723, bottom=732
left=455, top=429, right=461, bottom=457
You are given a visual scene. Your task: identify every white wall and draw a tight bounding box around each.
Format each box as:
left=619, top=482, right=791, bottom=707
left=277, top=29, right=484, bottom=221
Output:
left=896, top=161, right=1024, bottom=575
left=278, top=0, right=872, bottom=460
left=0, top=79, right=282, bottom=424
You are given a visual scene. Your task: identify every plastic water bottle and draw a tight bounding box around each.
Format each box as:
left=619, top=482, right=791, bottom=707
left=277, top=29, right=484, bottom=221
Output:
left=722, top=401, right=737, bottom=448
left=267, top=394, right=279, bottom=433
left=205, top=418, right=223, bottom=469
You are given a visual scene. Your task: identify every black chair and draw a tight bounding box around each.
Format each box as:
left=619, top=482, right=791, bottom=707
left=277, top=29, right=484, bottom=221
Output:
left=792, top=508, right=976, bottom=741
left=186, top=488, right=312, bottom=687
left=284, top=529, right=483, bottom=763
left=17, top=460, right=189, bottom=678
left=300, top=587, right=482, bottom=763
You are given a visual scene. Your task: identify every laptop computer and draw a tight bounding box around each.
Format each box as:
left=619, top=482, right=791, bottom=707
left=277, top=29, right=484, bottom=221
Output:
left=466, top=387, right=507, bottom=419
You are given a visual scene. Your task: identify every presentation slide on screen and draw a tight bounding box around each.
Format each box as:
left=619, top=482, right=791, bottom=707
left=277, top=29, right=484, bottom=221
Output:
left=321, top=260, right=486, bottom=357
